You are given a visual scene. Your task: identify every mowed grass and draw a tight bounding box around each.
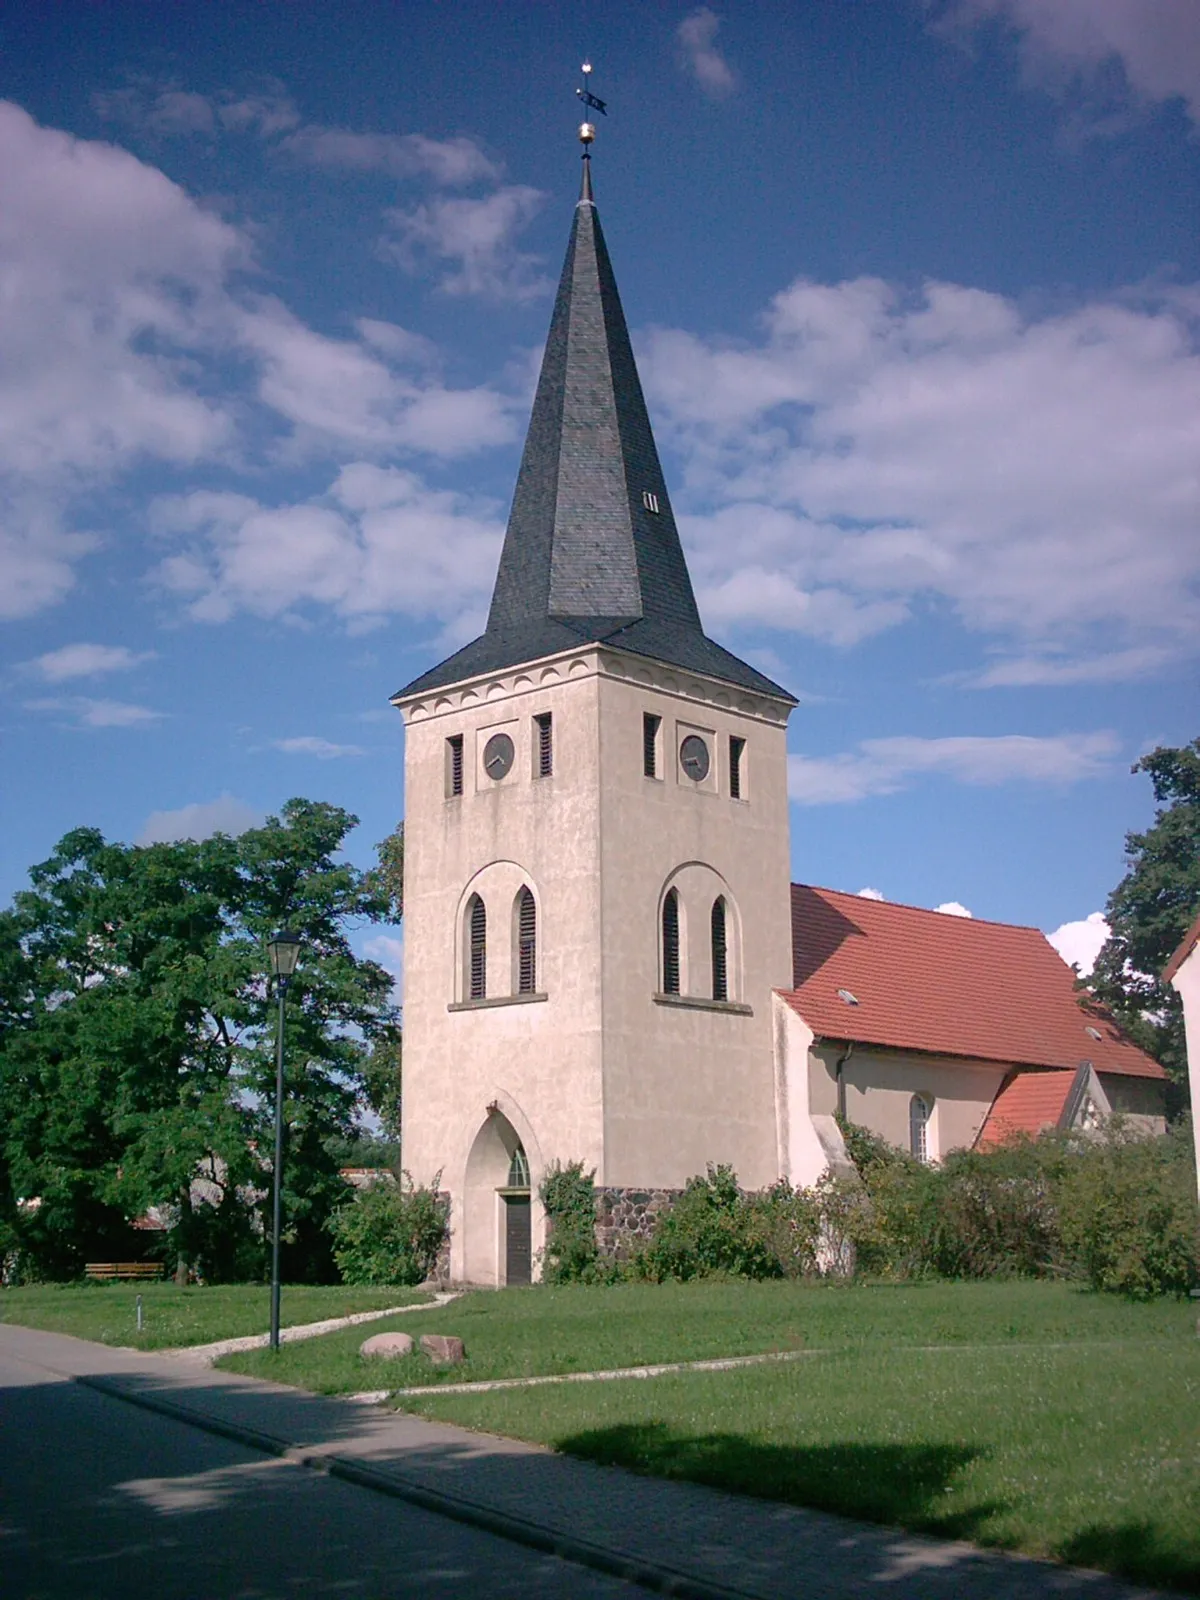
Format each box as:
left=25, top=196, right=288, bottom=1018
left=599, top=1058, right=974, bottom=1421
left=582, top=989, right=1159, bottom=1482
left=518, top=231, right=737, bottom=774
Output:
left=409, top=1340, right=1200, bottom=1594
left=218, top=1279, right=1200, bottom=1593
left=0, top=1282, right=430, bottom=1350
left=217, top=1277, right=1193, bottom=1393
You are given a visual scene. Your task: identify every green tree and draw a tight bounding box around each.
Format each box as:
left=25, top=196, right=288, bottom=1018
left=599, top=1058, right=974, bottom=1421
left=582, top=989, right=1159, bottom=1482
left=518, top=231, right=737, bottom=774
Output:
left=1091, top=739, right=1200, bottom=1096
left=0, top=801, right=397, bottom=1282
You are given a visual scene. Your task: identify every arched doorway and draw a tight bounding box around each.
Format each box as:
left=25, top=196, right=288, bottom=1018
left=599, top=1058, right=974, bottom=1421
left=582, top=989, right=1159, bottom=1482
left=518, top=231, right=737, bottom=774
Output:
left=462, top=1110, right=533, bottom=1285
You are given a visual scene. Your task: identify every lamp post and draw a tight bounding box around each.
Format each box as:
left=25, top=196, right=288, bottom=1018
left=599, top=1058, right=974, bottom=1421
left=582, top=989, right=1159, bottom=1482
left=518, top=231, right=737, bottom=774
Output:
left=267, top=930, right=302, bottom=1353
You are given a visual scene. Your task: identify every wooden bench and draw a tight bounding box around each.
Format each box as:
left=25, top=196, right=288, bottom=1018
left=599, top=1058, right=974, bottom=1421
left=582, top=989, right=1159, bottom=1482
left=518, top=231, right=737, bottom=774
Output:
left=83, top=1262, right=165, bottom=1282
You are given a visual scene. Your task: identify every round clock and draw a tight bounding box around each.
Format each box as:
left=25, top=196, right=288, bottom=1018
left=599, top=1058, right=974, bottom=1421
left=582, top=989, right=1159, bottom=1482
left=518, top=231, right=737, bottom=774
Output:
left=679, top=734, right=710, bottom=782
left=483, top=732, right=515, bottom=780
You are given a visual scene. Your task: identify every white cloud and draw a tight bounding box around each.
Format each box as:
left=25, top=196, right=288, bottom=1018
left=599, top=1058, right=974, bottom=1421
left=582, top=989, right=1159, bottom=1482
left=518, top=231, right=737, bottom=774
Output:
left=934, top=901, right=973, bottom=917
left=137, top=794, right=262, bottom=845
left=272, top=736, right=366, bottom=759
left=1047, top=910, right=1110, bottom=975
left=931, top=0, right=1200, bottom=127
left=150, top=464, right=502, bottom=631
left=0, top=101, right=520, bottom=620
left=24, top=643, right=155, bottom=681
left=94, top=84, right=219, bottom=137
left=644, top=276, right=1200, bottom=673
left=677, top=8, right=739, bottom=98
left=964, top=646, right=1178, bottom=688
left=282, top=126, right=498, bottom=185
left=25, top=696, right=165, bottom=729
left=235, top=298, right=514, bottom=456
left=787, top=731, right=1118, bottom=804
left=857, top=886, right=886, bottom=900
left=385, top=186, right=550, bottom=301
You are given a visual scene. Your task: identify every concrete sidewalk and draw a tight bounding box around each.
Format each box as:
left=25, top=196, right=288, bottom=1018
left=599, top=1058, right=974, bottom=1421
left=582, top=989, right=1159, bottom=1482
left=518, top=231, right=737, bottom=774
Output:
left=0, top=1322, right=1170, bottom=1600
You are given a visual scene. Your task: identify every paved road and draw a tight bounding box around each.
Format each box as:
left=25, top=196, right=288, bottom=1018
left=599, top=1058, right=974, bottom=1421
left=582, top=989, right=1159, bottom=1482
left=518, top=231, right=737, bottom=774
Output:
left=0, top=1341, right=643, bottom=1600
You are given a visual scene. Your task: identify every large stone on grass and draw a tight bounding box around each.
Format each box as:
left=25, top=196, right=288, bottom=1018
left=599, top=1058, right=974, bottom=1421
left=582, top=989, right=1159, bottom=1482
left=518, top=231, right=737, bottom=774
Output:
left=420, top=1333, right=464, bottom=1365
left=360, top=1331, right=414, bottom=1359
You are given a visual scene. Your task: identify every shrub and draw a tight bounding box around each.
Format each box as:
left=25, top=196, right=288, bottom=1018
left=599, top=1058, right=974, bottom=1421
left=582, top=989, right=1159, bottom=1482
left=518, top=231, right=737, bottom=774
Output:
left=634, top=1165, right=783, bottom=1282
left=1057, top=1122, right=1199, bottom=1299
left=328, top=1172, right=447, bottom=1286
left=539, top=1161, right=599, bottom=1284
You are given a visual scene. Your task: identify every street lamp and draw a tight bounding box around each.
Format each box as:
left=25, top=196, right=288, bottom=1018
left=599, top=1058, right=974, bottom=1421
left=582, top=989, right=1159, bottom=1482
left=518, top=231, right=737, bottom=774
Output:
left=267, top=930, right=302, bottom=1353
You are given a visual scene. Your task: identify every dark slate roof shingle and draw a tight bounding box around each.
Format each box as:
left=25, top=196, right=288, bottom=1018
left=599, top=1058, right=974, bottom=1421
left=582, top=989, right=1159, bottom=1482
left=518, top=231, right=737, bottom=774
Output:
left=394, top=188, right=792, bottom=703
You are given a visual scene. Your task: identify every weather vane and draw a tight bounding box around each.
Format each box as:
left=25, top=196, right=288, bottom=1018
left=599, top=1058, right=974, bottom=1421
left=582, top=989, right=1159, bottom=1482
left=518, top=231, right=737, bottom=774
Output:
left=575, top=61, right=606, bottom=196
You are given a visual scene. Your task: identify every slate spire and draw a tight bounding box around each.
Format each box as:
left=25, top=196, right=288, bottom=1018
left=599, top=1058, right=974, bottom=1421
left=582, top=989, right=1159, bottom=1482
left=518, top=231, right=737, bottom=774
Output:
left=396, top=167, right=792, bottom=702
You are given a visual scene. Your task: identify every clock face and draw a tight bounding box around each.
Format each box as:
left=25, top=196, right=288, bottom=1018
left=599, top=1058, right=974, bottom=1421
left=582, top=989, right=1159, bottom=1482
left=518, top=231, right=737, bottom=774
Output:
left=679, top=734, right=710, bottom=782
left=483, top=732, right=515, bottom=780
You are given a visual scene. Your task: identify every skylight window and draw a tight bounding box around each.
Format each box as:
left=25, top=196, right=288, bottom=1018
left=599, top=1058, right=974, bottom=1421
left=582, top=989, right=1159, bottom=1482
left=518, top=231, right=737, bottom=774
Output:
left=1084, top=1026, right=1103, bottom=1042
left=837, top=987, right=859, bottom=1006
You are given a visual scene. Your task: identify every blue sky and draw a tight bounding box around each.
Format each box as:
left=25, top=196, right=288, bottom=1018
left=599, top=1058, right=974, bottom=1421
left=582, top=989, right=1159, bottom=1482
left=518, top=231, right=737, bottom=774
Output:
left=1, top=0, right=1197, bottom=986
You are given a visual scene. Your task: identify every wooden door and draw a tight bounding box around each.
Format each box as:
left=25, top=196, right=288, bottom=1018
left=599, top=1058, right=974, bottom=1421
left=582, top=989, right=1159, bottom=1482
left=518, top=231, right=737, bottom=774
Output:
left=503, top=1195, right=531, bottom=1285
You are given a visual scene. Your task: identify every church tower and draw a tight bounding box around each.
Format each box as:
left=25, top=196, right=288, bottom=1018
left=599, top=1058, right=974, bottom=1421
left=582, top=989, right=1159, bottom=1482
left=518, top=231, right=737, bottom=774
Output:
left=392, top=125, right=796, bottom=1284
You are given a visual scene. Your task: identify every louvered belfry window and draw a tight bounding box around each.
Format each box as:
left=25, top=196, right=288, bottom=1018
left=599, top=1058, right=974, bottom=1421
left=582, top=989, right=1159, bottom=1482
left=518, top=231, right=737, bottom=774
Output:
left=516, top=887, right=537, bottom=994
left=447, top=734, right=464, bottom=797
left=662, top=888, right=680, bottom=995
left=643, top=713, right=661, bottom=778
left=729, top=736, right=745, bottom=800
left=468, top=894, right=486, bottom=999
left=711, top=897, right=728, bottom=1001
left=535, top=713, right=553, bottom=777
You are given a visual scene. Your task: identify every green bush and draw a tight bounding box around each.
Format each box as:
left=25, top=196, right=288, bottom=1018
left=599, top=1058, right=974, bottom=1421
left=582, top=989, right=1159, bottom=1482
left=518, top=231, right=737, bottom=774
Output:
left=634, top=1165, right=784, bottom=1282
left=328, top=1173, right=447, bottom=1287
left=1056, top=1122, right=1198, bottom=1299
left=539, top=1161, right=600, bottom=1284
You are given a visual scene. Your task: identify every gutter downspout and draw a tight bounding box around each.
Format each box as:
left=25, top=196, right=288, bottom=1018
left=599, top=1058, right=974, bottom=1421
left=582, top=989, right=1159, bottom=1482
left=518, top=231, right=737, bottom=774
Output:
left=834, top=1040, right=855, bottom=1123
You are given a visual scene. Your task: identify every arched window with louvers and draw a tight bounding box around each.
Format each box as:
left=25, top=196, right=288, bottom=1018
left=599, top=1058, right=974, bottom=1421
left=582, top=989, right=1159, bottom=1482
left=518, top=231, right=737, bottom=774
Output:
left=466, top=893, right=487, bottom=1000
left=661, top=888, right=681, bottom=995
left=514, top=886, right=537, bottom=995
left=711, top=897, right=729, bottom=1002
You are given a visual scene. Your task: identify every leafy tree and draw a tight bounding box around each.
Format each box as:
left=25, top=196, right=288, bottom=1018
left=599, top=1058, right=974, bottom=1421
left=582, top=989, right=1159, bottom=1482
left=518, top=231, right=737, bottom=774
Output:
left=1091, top=739, right=1200, bottom=1095
left=0, top=801, right=397, bottom=1282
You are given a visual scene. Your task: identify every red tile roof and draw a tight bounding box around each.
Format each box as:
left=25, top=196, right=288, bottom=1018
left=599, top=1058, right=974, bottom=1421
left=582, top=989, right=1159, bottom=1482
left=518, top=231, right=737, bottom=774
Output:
left=782, top=884, right=1164, bottom=1079
left=975, top=1070, right=1077, bottom=1149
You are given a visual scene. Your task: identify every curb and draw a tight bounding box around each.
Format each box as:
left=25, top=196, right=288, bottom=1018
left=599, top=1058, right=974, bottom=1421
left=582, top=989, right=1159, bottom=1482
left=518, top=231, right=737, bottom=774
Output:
left=74, top=1372, right=761, bottom=1600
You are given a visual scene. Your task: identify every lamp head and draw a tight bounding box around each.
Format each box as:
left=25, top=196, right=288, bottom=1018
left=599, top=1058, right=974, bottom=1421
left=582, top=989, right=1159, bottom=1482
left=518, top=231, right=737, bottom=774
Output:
left=268, top=930, right=302, bottom=981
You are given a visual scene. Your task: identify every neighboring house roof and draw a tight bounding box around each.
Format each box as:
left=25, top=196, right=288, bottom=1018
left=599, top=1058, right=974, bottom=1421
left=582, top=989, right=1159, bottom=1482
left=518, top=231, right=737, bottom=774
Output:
left=1164, top=909, right=1200, bottom=984
left=783, top=883, right=1165, bottom=1079
left=394, top=173, right=791, bottom=705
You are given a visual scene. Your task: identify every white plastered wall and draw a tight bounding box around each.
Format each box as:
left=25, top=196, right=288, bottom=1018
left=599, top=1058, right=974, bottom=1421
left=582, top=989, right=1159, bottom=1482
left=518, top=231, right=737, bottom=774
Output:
left=814, top=1041, right=1007, bottom=1157
left=397, top=654, right=607, bottom=1283
left=1168, top=940, right=1200, bottom=1204
left=594, top=661, right=795, bottom=1190
left=397, top=644, right=798, bottom=1278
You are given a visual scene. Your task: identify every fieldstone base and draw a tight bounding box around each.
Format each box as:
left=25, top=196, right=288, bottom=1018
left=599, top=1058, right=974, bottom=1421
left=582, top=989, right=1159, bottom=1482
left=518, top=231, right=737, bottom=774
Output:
left=594, top=1186, right=683, bottom=1259
left=425, top=1191, right=453, bottom=1286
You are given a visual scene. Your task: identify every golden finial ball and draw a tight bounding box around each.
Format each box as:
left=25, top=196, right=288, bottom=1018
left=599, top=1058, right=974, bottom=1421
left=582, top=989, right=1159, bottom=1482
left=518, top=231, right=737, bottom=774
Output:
left=578, top=121, right=596, bottom=145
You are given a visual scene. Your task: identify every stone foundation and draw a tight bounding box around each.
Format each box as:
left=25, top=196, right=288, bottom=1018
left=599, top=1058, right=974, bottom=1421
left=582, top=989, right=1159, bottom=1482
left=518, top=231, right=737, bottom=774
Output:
left=425, top=1190, right=453, bottom=1286
left=594, top=1186, right=682, bottom=1259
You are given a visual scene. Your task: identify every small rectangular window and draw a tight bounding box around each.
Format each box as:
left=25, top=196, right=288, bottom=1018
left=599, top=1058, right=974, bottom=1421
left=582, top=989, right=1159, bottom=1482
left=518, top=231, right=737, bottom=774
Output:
left=729, top=735, right=745, bottom=800
left=535, top=712, right=553, bottom=777
left=643, top=713, right=661, bottom=779
left=446, top=734, right=464, bottom=797
left=642, top=490, right=660, bottom=514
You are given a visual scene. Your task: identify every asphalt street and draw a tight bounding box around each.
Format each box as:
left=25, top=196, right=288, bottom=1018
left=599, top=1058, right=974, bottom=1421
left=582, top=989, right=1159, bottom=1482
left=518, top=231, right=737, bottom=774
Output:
left=0, top=1341, right=643, bottom=1600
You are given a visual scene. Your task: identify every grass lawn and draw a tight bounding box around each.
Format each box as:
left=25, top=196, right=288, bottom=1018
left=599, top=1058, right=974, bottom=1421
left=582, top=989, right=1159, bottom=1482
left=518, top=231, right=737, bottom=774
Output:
left=218, top=1279, right=1200, bottom=1593
left=0, top=1282, right=430, bottom=1350
left=217, top=1276, right=1193, bottom=1392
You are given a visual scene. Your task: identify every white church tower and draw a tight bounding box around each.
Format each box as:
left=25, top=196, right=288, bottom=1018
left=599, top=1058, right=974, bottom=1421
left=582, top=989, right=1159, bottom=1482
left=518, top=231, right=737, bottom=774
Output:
left=392, top=130, right=797, bottom=1284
